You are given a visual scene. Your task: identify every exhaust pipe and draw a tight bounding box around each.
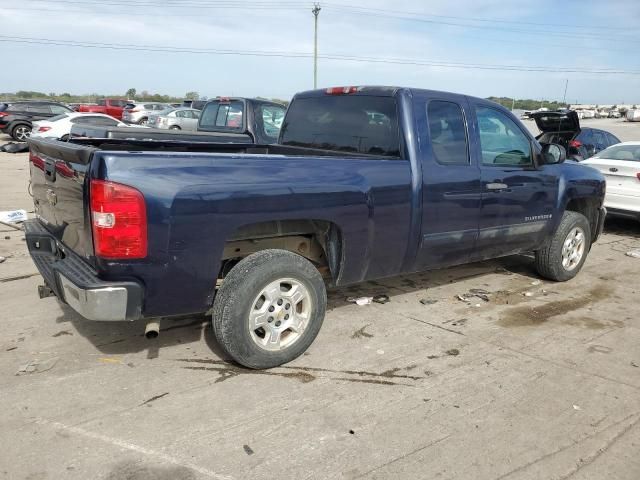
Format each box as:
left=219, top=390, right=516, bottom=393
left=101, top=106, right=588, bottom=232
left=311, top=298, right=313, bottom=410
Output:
left=145, top=321, right=160, bottom=339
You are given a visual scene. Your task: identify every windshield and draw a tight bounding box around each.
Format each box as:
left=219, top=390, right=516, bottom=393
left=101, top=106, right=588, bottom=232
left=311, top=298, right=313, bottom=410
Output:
left=280, top=95, right=401, bottom=157
left=594, top=144, right=640, bottom=161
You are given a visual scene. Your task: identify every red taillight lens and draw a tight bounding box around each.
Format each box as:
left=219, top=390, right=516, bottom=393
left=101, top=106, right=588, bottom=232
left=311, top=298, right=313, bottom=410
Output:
left=636, top=172, right=640, bottom=181
left=325, top=86, right=359, bottom=95
left=90, top=179, right=147, bottom=259
left=29, top=152, right=45, bottom=171
left=0, top=112, right=9, bottom=118
left=37, top=126, right=51, bottom=132
left=569, top=140, right=582, bottom=148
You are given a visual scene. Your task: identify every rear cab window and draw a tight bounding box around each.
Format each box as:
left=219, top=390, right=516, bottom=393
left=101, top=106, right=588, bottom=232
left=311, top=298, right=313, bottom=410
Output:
left=199, top=101, right=244, bottom=130
left=257, top=104, right=286, bottom=140
left=280, top=95, right=401, bottom=158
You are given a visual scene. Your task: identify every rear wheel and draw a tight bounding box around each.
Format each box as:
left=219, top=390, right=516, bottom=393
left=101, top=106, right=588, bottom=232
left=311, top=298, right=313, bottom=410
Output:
left=535, top=211, right=591, bottom=281
left=169, top=125, right=180, bottom=130
left=137, top=117, right=149, bottom=126
left=11, top=124, right=31, bottom=141
left=211, top=249, right=326, bottom=369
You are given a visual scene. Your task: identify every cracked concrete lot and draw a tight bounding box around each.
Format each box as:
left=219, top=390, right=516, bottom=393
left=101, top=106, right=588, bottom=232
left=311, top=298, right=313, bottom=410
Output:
left=1, top=119, right=639, bottom=480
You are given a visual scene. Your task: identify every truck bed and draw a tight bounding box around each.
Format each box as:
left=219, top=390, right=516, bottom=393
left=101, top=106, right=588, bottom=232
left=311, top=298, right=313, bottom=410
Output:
left=70, top=125, right=253, bottom=143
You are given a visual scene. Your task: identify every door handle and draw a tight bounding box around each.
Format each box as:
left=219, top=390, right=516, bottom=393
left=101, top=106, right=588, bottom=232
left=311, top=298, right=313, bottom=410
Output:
left=486, top=182, right=508, bottom=191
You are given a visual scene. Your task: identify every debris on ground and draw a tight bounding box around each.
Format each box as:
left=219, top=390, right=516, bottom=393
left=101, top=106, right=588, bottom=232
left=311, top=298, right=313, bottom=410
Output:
left=631, top=361, right=638, bottom=368
left=0, top=142, right=29, bottom=154
left=445, top=349, right=460, bottom=356
left=0, top=256, right=5, bottom=264
left=573, top=404, right=581, bottom=411
left=243, top=445, right=255, bottom=455
left=0, top=209, right=28, bottom=225
left=420, top=298, right=438, bottom=305
left=372, top=294, right=390, bottom=304
left=531, top=280, right=542, bottom=286
left=347, top=296, right=373, bottom=306
left=523, top=292, right=533, bottom=297
left=625, top=249, right=640, bottom=259
left=15, top=357, right=59, bottom=376
left=351, top=325, right=373, bottom=339
left=457, top=288, right=490, bottom=303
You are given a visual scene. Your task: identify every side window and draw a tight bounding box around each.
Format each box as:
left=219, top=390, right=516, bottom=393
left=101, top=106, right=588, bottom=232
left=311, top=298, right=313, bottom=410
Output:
left=260, top=105, right=286, bottom=139
left=97, top=100, right=106, bottom=106
left=427, top=101, right=469, bottom=165
left=476, top=107, right=532, bottom=166
left=89, top=116, right=119, bottom=126
left=606, top=132, right=619, bottom=146
left=27, top=104, right=51, bottom=114
left=175, top=110, right=187, bottom=118
left=50, top=105, right=69, bottom=114
left=592, top=130, right=607, bottom=148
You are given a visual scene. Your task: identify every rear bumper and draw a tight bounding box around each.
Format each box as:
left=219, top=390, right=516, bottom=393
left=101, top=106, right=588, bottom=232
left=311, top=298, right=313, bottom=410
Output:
left=24, top=220, right=143, bottom=321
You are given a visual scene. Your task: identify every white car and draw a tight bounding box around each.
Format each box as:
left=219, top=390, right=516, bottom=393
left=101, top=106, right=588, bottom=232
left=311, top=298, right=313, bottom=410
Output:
left=583, top=142, right=640, bottom=221
left=31, top=112, right=126, bottom=140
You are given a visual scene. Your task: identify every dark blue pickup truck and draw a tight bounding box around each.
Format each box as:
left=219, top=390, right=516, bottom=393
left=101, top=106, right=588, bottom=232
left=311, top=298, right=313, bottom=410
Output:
left=25, top=86, right=606, bottom=368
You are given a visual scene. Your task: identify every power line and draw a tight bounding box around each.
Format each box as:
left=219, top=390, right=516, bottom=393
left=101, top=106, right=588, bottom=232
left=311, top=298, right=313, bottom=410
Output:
left=1, top=35, right=638, bottom=75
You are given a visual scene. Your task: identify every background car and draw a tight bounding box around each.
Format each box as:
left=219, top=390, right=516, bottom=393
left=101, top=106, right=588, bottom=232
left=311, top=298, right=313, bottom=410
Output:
left=531, top=110, right=620, bottom=161
left=122, top=102, right=170, bottom=125
left=0, top=101, right=74, bottom=140
left=30, top=112, right=126, bottom=140
left=583, top=142, right=640, bottom=221
left=148, top=108, right=201, bottom=130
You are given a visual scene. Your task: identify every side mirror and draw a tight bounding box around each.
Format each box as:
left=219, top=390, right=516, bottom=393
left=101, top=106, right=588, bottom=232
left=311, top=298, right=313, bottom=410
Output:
left=541, top=143, right=566, bottom=164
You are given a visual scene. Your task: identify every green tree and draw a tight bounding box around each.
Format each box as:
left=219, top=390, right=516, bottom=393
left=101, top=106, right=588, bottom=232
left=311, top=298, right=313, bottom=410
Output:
left=185, top=91, right=199, bottom=100
left=126, top=88, right=137, bottom=99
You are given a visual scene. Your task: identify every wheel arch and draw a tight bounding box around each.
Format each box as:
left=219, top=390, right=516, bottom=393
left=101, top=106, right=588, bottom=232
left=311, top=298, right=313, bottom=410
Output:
left=218, top=219, right=345, bottom=285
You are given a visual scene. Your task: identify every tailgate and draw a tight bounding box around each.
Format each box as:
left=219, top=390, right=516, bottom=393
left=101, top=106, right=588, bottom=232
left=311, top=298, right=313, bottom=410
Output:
left=27, top=138, right=98, bottom=261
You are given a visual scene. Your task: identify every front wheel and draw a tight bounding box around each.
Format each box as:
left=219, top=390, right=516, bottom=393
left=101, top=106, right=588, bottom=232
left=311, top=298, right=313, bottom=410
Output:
left=137, top=117, right=148, bottom=126
left=212, top=249, right=326, bottom=369
left=535, top=211, right=591, bottom=281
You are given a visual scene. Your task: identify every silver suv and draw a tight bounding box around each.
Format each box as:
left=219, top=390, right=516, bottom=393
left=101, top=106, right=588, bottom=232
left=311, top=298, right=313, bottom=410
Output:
left=122, top=103, right=170, bottom=125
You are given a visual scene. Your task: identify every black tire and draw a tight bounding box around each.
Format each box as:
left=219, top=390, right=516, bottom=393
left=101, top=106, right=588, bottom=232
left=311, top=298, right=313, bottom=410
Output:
left=212, top=249, right=326, bottom=369
left=60, top=134, right=69, bottom=142
left=169, top=125, right=180, bottom=130
left=535, top=211, right=591, bottom=281
left=137, top=117, right=148, bottom=126
left=11, top=123, right=31, bottom=141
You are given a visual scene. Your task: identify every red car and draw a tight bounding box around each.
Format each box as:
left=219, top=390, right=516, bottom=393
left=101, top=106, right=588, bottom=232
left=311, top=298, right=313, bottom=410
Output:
left=78, top=99, right=128, bottom=120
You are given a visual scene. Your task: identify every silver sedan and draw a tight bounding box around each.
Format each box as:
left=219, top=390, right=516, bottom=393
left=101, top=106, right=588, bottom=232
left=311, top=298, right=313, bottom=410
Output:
left=148, top=108, right=201, bottom=131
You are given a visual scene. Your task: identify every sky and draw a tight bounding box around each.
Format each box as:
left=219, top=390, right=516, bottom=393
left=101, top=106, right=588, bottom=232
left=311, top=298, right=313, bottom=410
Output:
left=1, top=0, right=640, bottom=103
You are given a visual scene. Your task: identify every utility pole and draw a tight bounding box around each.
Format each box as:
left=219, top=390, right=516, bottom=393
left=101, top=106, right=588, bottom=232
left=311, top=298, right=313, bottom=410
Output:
left=511, top=97, right=515, bottom=111
left=312, top=3, right=321, bottom=89
left=562, top=78, right=569, bottom=105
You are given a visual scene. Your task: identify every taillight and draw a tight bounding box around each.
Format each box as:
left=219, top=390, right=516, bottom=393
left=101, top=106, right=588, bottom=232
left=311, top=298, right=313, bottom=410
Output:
left=636, top=172, right=640, bottom=181
left=325, top=86, right=359, bottom=95
left=37, top=126, right=51, bottom=132
left=29, top=152, right=45, bottom=171
left=0, top=112, right=8, bottom=118
left=90, top=179, right=147, bottom=259
left=569, top=140, right=582, bottom=148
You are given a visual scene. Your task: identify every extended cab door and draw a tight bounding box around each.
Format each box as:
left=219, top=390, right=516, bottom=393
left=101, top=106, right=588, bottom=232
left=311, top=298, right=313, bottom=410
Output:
left=413, top=93, right=482, bottom=270
left=470, top=103, right=558, bottom=259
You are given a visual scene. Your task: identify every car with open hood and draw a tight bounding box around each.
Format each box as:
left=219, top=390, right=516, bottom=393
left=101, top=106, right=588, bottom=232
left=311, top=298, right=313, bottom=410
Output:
left=530, top=110, right=620, bottom=161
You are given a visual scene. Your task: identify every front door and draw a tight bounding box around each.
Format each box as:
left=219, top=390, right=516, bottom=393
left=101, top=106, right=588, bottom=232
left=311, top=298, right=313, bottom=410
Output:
left=414, top=94, right=482, bottom=270
left=472, top=104, right=558, bottom=259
